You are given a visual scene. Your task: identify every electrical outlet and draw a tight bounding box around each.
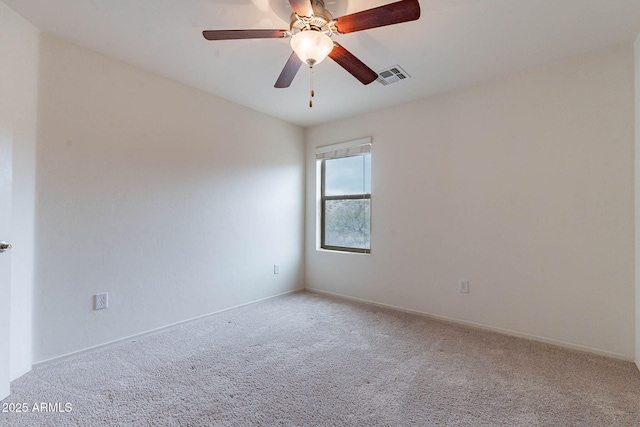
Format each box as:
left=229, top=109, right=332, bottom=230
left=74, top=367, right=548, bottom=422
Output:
left=95, top=292, right=108, bottom=310
left=459, top=280, right=469, bottom=293
left=274, top=264, right=280, bottom=275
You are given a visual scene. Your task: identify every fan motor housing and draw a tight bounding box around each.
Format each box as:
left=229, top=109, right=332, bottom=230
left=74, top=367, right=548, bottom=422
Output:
left=289, top=1, right=334, bottom=34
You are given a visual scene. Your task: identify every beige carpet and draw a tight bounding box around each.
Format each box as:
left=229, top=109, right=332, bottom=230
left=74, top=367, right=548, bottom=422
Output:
left=2, top=291, right=640, bottom=426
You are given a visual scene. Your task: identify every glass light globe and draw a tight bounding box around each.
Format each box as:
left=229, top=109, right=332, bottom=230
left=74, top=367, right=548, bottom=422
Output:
left=290, top=30, right=334, bottom=65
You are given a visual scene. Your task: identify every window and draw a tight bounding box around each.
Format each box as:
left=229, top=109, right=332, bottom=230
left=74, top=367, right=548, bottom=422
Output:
left=317, top=139, right=371, bottom=254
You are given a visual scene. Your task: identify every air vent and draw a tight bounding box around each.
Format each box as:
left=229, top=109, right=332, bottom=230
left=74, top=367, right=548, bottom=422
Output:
left=376, top=65, right=411, bottom=86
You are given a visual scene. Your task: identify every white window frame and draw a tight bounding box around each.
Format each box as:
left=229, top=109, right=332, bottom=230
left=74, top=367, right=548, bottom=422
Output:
left=315, top=137, right=372, bottom=254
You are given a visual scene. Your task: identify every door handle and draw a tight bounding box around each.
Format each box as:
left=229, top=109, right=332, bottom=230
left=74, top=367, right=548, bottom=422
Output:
left=0, top=242, right=12, bottom=253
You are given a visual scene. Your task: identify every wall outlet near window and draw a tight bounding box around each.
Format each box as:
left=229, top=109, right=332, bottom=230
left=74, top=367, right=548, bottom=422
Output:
left=95, top=292, right=108, bottom=310
left=459, top=280, right=470, bottom=293
left=274, top=264, right=280, bottom=275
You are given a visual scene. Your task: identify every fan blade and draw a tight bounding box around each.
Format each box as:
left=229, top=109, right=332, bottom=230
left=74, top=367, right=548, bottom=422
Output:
left=289, top=0, right=314, bottom=17
left=202, top=29, right=288, bottom=40
left=334, top=0, right=421, bottom=34
left=275, top=52, right=303, bottom=88
left=329, top=43, right=378, bottom=85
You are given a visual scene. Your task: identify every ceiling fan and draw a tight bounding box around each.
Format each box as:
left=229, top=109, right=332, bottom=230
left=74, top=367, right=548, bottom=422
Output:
left=202, top=0, right=421, bottom=105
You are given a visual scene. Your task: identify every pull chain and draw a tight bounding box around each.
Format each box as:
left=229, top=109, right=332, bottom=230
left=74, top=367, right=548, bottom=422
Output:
left=309, top=64, right=315, bottom=108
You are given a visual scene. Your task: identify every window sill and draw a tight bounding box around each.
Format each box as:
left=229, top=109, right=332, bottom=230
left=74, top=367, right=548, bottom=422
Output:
left=316, top=248, right=371, bottom=256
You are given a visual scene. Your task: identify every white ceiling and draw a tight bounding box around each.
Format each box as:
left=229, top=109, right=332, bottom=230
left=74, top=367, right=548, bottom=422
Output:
left=5, top=0, right=640, bottom=127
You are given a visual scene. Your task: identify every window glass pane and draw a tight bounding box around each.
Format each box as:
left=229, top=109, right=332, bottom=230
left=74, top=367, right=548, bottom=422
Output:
left=364, top=154, right=371, bottom=194
left=325, top=154, right=371, bottom=196
left=324, top=199, right=370, bottom=250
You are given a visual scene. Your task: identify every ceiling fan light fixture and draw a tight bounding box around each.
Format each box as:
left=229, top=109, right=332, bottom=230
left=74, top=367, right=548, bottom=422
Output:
left=290, top=30, right=334, bottom=66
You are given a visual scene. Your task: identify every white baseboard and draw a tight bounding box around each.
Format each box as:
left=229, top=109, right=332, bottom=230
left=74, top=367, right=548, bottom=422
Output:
left=306, top=287, right=633, bottom=362
left=10, top=365, right=32, bottom=382
left=34, top=288, right=304, bottom=368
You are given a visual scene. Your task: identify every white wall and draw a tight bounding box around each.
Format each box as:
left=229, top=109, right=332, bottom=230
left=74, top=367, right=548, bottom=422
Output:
left=0, top=2, right=39, bottom=381
left=306, top=45, right=635, bottom=360
left=33, top=35, right=305, bottom=363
